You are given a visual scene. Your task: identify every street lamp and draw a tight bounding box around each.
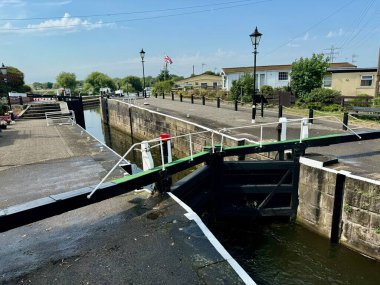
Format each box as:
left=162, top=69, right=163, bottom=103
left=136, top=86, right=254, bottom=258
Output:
left=249, top=27, right=262, bottom=123
left=140, top=48, right=146, bottom=98
left=0, top=63, right=11, bottom=110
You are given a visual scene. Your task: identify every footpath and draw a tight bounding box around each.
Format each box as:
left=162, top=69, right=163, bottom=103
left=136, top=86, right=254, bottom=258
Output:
left=135, top=96, right=380, bottom=179
left=0, top=119, right=247, bottom=284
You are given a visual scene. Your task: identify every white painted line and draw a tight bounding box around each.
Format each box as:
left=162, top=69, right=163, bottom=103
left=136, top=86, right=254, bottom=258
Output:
left=168, top=192, right=256, bottom=285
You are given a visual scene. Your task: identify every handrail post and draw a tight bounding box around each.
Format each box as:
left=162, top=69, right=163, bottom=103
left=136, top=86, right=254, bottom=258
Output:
left=343, top=112, right=349, bottom=131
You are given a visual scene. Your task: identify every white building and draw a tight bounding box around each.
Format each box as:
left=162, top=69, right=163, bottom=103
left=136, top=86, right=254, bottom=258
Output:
left=221, top=62, right=356, bottom=91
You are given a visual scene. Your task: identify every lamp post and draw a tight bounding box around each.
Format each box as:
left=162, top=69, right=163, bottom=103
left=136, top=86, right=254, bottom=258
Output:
left=140, top=48, right=146, bottom=98
left=249, top=27, right=262, bottom=123
left=0, top=63, right=11, bottom=110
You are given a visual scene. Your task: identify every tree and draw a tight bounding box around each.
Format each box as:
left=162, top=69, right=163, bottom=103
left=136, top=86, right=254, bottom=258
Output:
left=230, top=73, right=254, bottom=102
left=84, top=72, right=116, bottom=94
left=152, top=80, right=172, bottom=94
left=122, top=76, right=143, bottom=92
left=56, top=72, right=77, bottom=91
left=0, top=66, right=28, bottom=95
left=157, top=69, right=170, bottom=82
left=290, top=53, right=329, bottom=99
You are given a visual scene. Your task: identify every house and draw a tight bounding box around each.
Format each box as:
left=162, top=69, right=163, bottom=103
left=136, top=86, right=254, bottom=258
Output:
left=221, top=62, right=356, bottom=91
left=175, top=74, right=222, bottom=89
left=324, top=67, right=378, bottom=97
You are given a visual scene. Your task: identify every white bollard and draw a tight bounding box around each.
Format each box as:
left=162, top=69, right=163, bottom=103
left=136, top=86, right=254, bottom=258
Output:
left=301, top=118, right=309, bottom=140
left=279, top=117, right=287, bottom=141
left=141, top=141, right=154, bottom=171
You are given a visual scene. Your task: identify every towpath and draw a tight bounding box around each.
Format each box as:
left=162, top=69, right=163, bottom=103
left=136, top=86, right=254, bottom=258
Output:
left=0, top=118, right=247, bottom=284
left=133, top=96, right=380, bottom=179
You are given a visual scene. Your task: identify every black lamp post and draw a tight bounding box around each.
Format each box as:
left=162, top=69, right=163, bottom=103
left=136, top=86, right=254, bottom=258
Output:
left=249, top=27, right=262, bottom=123
left=0, top=63, right=11, bottom=110
left=140, top=48, right=146, bottom=98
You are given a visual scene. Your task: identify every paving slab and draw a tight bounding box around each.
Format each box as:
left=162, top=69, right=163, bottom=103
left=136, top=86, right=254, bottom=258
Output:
left=0, top=119, right=125, bottom=208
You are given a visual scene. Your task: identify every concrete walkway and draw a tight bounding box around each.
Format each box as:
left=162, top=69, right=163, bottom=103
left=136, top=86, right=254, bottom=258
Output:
left=131, top=97, right=380, bottom=180
left=0, top=119, right=125, bottom=208
left=0, top=119, right=247, bottom=284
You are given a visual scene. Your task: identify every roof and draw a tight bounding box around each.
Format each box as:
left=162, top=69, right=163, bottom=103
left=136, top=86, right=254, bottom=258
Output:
left=222, top=62, right=357, bottom=74
left=176, top=73, right=221, bottom=84
left=327, top=67, right=377, bottom=73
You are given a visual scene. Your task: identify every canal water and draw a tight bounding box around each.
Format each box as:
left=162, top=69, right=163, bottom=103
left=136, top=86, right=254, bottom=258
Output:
left=84, top=107, right=380, bottom=285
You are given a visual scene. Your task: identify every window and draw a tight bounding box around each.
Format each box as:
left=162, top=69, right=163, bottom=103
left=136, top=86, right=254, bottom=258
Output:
left=323, top=75, right=332, bottom=87
left=360, top=75, right=373, bottom=86
left=278, top=72, right=288, bottom=81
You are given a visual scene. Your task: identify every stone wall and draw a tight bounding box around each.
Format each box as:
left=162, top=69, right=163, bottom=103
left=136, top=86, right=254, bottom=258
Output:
left=297, top=164, right=337, bottom=237
left=104, top=99, right=243, bottom=158
left=298, top=162, right=380, bottom=261
left=341, top=177, right=380, bottom=258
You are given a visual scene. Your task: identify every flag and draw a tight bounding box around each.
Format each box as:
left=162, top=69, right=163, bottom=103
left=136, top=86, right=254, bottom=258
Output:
left=164, top=54, right=173, bottom=64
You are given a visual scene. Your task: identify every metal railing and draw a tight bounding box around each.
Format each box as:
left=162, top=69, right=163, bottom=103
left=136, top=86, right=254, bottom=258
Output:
left=45, top=110, right=76, bottom=126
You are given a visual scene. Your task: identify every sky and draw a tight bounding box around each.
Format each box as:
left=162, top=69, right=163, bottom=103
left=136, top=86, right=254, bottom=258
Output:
left=0, top=0, right=379, bottom=84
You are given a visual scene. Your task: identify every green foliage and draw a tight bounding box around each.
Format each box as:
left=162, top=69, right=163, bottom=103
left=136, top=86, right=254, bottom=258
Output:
left=32, top=82, right=53, bottom=90
left=0, top=97, right=9, bottom=115
left=290, top=53, right=330, bottom=99
left=56, top=72, right=77, bottom=91
left=303, top=88, right=341, bottom=105
left=260, top=85, right=274, bottom=96
left=0, top=66, right=28, bottom=95
left=374, top=97, right=380, bottom=107
left=374, top=227, right=380, bottom=234
left=230, top=73, right=254, bottom=102
left=122, top=76, right=143, bottom=92
left=84, top=72, right=116, bottom=94
left=203, top=70, right=220, bottom=76
left=152, top=80, right=172, bottom=94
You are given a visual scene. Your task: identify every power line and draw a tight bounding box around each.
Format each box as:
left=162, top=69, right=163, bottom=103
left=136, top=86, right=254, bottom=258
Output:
left=0, top=0, right=266, bottom=21
left=0, top=0, right=272, bottom=32
left=262, top=0, right=356, bottom=58
left=323, top=45, right=341, bottom=62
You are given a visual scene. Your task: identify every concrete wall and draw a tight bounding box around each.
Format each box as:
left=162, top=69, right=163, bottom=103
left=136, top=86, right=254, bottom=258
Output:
left=298, top=160, right=380, bottom=261
left=104, top=99, right=243, bottom=158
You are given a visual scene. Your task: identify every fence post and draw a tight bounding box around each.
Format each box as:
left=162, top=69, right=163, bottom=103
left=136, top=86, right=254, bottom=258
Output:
left=278, top=104, right=283, bottom=118
left=309, top=108, right=314, bottom=124
left=217, top=97, right=220, bottom=108
left=343, top=112, right=349, bottom=131
left=202, top=96, right=205, bottom=105
left=180, top=94, right=183, bottom=102
left=234, top=99, right=238, bottom=111
left=191, top=94, right=194, bottom=104
left=162, top=92, right=165, bottom=99
left=261, top=97, right=264, bottom=117
left=155, top=92, right=158, bottom=98
left=171, top=91, right=174, bottom=101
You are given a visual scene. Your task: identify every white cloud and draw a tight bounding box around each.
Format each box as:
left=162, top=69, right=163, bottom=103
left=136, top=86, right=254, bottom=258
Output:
left=326, top=28, right=344, bottom=38
left=0, top=13, right=113, bottom=34
left=31, top=1, right=72, bottom=6
left=0, top=0, right=26, bottom=7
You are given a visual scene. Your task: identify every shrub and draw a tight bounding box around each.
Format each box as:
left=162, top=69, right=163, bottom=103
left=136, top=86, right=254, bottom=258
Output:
left=303, top=88, right=341, bottom=106
left=321, top=104, right=343, bottom=112
left=374, top=97, right=380, bottom=107
left=260, top=85, right=274, bottom=96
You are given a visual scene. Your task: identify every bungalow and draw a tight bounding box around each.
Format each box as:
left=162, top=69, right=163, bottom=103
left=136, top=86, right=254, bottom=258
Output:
left=221, top=62, right=356, bottom=91
left=175, top=74, right=222, bottom=89
left=324, top=67, right=378, bottom=97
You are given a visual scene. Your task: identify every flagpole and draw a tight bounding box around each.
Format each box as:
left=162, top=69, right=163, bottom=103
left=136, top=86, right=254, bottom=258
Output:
left=165, top=62, right=168, bottom=81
